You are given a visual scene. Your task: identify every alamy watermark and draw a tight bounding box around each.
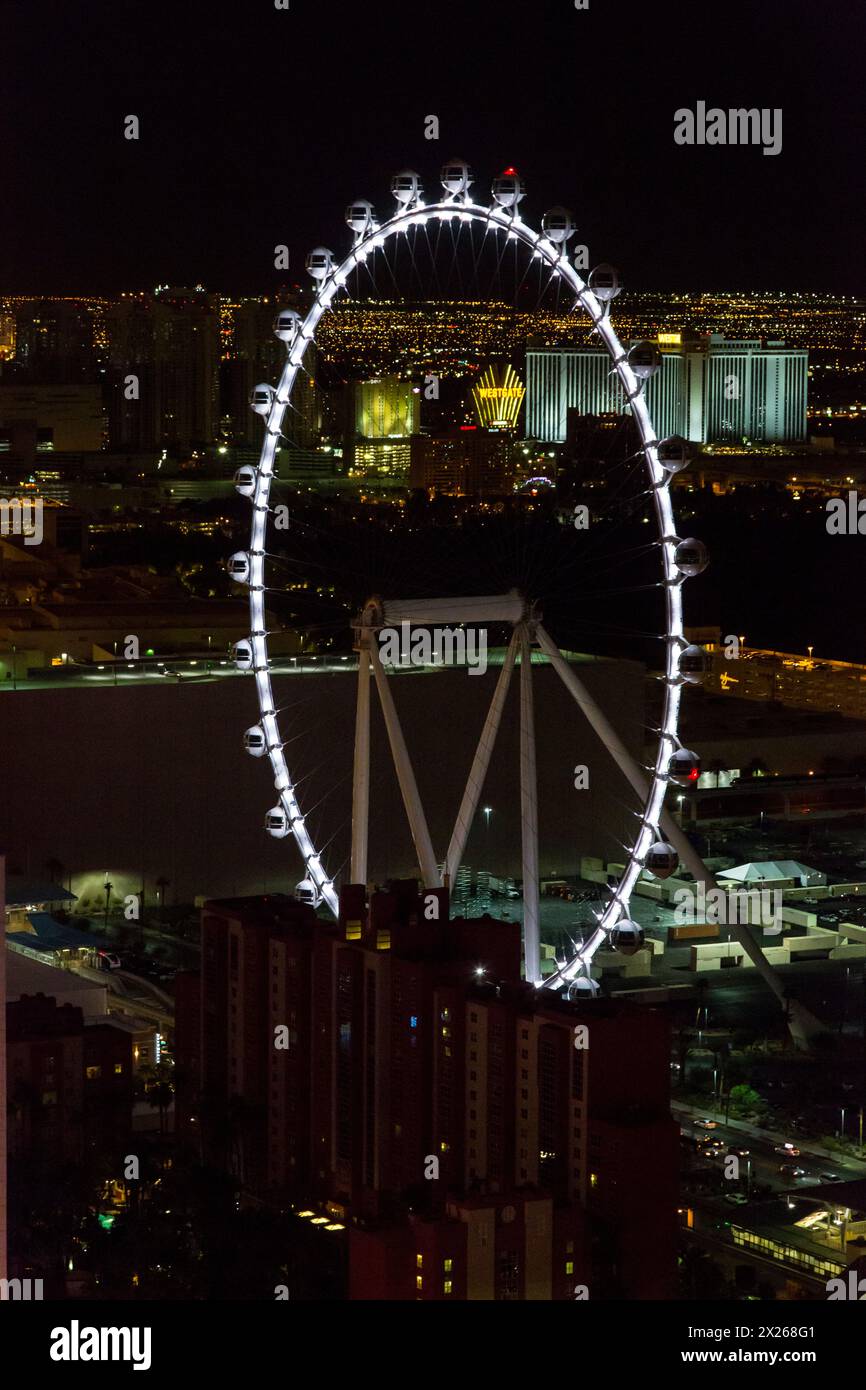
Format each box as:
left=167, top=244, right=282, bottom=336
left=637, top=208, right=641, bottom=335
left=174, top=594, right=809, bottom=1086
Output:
left=672, top=883, right=783, bottom=930
left=674, top=103, right=782, bottom=157
left=1, top=1277, right=43, bottom=1300
left=378, top=622, right=488, bottom=676
left=0, top=496, right=43, bottom=546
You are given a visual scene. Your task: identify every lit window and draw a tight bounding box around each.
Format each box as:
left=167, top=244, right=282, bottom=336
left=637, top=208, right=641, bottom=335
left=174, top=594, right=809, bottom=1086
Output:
left=444, top=1280, right=452, bottom=1295
left=566, top=1261, right=574, bottom=1275
left=416, top=1254, right=423, bottom=1269
left=444, top=1259, right=452, bottom=1272
left=86, top=1065, right=101, bottom=1080
left=416, top=1275, right=423, bottom=1290
left=590, top=1172, right=598, bottom=1188
left=114, top=1063, right=123, bottom=1074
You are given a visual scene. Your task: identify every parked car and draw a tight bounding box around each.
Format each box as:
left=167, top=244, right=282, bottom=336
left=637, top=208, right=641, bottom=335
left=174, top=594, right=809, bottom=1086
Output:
left=774, top=1143, right=800, bottom=1157
left=724, top=1193, right=749, bottom=1205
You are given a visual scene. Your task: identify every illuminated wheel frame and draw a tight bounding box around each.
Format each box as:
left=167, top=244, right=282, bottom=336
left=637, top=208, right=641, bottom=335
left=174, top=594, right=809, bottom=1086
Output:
left=237, top=168, right=694, bottom=988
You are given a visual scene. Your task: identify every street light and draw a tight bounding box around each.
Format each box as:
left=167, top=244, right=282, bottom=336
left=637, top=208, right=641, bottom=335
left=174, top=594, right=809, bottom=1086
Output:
left=481, top=807, right=493, bottom=880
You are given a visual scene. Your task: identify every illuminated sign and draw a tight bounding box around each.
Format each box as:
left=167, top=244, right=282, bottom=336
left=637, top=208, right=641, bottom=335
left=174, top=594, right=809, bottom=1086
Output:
left=471, top=364, right=525, bottom=429
left=658, top=332, right=682, bottom=346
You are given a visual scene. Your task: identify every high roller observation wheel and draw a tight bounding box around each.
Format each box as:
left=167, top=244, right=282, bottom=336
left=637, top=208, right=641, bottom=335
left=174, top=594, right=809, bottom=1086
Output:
left=234, top=165, right=696, bottom=986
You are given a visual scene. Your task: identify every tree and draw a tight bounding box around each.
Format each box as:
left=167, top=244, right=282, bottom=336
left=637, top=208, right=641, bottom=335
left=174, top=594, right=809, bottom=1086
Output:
left=728, top=1083, right=760, bottom=1114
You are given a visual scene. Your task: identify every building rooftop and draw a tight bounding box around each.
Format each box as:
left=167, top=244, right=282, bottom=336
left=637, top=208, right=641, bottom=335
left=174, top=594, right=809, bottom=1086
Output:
left=6, top=912, right=103, bottom=952
left=5, top=946, right=106, bottom=1014
left=4, top=877, right=76, bottom=906
left=721, top=860, right=821, bottom=882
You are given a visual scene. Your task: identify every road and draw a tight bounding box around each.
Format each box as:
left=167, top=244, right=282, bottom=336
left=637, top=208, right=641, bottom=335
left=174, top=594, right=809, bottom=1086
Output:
left=675, top=1100, right=866, bottom=1198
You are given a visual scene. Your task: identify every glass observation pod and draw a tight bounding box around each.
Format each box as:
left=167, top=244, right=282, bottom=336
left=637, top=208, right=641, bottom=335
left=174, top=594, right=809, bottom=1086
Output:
left=674, top=538, right=709, bottom=576
left=627, top=341, right=662, bottom=379
left=265, top=807, right=290, bottom=838
left=657, top=436, right=692, bottom=473
left=568, top=975, right=600, bottom=998
left=250, top=385, right=275, bottom=415
left=645, top=842, right=680, bottom=880
left=274, top=310, right=301, bottom=342
left=608, top=920, right=645, bottom=956
left=667, top=748, right=701, bottom=786
left=306, top=247, right=334, bottom=280
left=678, top=644, right=708, bottom=684
left=491, top=170, right=525, bottom=207
left=587, top=264, right=621, bottom=301
left=243, top=726, right=267, bottom=757
left=233, top=640, right=254, bottom=672
left=234, top=466, right=257, bottom=497
left=391, top=171, right=421, bottom=205
left=227, top=552, right=251, bottom=584
left=541, top=207, right=574, bottom=243
left=345, top=201, right=375, bottom=236
left=295, top=878, right=321, bottom=906
left=440, top=160, right=473, bottom=196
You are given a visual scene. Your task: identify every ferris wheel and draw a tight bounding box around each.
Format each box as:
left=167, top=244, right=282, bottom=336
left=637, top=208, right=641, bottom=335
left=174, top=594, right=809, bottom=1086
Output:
left=227, top=160, right=820, bottom=1039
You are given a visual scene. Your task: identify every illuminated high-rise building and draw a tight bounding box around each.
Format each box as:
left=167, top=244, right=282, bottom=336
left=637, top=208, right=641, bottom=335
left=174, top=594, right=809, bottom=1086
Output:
left=410, top=429, right=514, bottom=495
left=105, top=288, right=221, bottom=451
left=347, top=376, right=420, bottom=480
left=0, top=315, right=16, bottom=363
left=12, top=301, right=96, bottom=384
left=219, top=296, right=321, bottom=449
left=526, top=334, right=807, bottom=445
left=354, top=377, right=419, bottom=439
left=179, top=883, right=677, bottom=1300
left=684, top=336, right=808, bottom=444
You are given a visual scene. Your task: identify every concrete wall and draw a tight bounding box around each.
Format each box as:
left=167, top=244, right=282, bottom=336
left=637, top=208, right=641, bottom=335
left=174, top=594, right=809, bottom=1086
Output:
left=0, top=657, right=643, bottom=903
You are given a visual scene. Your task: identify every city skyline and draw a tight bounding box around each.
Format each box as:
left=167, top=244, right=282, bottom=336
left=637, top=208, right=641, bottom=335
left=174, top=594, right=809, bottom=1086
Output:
left=3, top=0, right=866, bottom=1331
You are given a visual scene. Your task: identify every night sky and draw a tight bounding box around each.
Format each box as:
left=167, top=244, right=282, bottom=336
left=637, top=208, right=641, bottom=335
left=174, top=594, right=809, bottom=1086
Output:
left=4, top=0, right=863, bottom=295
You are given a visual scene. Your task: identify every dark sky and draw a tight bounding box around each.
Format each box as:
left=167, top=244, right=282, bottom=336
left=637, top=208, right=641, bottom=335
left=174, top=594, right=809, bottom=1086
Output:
left=3, top=0, right=863, bottom=294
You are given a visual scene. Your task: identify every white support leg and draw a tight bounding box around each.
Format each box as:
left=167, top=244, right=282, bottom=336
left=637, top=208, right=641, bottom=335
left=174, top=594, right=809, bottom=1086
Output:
left=350, top=643, right=371, bottom=885
left=369, top=639, right=441, bottom=889
left=444, top=631, right=519, bottom=887
left=534, top=623, right=825, bottom=1050
left=519, top=625, right=541, bottom=985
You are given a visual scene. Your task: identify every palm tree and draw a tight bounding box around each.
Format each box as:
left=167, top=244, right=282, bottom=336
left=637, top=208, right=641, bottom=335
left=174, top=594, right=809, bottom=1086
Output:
left=138, top=1061, right=175, bottom=1136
